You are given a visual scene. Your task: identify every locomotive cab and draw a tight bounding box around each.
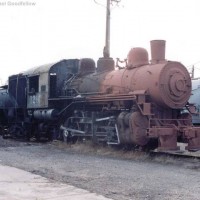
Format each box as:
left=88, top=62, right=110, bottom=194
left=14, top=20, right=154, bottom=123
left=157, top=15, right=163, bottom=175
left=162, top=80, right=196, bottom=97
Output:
left=24, top=59, right=80, bottom=109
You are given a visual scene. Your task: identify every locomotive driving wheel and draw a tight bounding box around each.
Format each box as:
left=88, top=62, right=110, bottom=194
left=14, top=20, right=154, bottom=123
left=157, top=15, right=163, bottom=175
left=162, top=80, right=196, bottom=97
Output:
left=7, top=124, right=27, bottom=140
left=129, top=111, right=149, bottom=146
left=61, top=119, right=79, bottom=143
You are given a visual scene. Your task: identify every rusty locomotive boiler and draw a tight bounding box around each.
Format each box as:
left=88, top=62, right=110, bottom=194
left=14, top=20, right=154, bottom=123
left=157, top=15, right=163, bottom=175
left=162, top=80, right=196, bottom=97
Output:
left=0, top=40, right=200, bottom=151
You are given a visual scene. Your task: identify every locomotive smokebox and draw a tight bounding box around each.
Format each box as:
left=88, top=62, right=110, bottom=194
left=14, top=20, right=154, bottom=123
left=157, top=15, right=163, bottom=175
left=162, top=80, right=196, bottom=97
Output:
left=150, top=40, right=166, bottom=64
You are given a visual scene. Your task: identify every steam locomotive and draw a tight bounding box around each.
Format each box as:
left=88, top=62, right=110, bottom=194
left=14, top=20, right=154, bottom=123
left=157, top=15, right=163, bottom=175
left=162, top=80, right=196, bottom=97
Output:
left=0, top=40, right=199, bottom=151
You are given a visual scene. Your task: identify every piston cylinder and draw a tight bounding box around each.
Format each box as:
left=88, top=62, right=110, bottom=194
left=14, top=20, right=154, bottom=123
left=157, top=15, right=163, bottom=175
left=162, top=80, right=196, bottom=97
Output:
left=33, top=109, right=58, bottom=120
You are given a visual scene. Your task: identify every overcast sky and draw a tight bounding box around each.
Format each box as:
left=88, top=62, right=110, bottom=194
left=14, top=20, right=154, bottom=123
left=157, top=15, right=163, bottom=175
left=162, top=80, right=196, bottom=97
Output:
left=0, top=0, right=200, bottom=84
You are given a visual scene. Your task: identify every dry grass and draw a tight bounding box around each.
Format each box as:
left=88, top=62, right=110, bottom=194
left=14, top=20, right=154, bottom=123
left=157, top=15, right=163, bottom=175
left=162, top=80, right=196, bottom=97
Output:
left=52, top=140, right=150, bottom=161
left=51, top=140, right=200, bottom=171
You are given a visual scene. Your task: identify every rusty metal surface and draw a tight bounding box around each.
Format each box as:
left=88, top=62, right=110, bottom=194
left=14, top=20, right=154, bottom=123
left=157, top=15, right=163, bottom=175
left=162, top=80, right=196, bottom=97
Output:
left=149, top=127, right=180, bottom=151
left=100, top=61, right=191, bottom=109
left=116, top=111, right=149, bottom=146
left=129, top=111, right=149, bottom=146
left=71, top=40, right=191, bottom=110
left=127, top=47, right=149, bottom=68
left=150, top=40, right=166, bottom=64
left=184, top=127, right=200, bottom=151
left=87, top=93, right=136, bottom=102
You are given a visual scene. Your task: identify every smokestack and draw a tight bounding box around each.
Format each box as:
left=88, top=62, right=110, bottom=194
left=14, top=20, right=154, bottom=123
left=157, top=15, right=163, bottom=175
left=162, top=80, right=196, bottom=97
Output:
left=150, top=40, right=166, bottom=64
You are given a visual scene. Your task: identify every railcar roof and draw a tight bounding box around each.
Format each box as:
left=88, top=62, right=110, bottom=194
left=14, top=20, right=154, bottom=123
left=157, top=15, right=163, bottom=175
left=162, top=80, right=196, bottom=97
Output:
left=22, top=62, right=57, bottom=76
left=21, top=59, right=80, bottom=76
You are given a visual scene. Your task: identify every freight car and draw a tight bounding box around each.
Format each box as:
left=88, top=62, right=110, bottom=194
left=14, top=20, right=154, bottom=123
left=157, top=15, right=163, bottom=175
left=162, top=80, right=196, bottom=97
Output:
left=0, top=40, right=199, bottom=151
left=0, top=85, right=16, bottom=136
left=188, top=78, right=200, bottom=125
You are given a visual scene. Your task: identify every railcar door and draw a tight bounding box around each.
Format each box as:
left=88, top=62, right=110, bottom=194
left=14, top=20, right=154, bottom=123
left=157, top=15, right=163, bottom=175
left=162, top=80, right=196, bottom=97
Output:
left=27, top=73, right=48, bottom=108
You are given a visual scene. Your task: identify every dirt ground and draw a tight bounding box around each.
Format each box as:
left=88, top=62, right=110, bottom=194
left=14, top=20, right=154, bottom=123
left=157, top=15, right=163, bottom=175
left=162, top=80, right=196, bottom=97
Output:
left=0, top=137, right=199, bottom=200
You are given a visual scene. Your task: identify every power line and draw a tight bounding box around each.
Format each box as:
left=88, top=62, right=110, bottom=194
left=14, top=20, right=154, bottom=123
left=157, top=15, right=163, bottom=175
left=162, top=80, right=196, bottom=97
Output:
left=94, top=0, right=122, bottom=8
left=187, top=60, right=200, bottom=68
left=93, top=0, right=105, bottom=8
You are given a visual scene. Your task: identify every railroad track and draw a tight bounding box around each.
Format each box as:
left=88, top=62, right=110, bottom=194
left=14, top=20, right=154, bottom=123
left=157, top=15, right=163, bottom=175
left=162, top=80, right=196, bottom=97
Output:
left=151, top=143, right=200, bottom=159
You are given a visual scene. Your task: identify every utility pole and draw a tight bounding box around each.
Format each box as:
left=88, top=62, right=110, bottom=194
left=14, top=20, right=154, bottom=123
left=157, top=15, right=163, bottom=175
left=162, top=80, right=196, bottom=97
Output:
left=103, top=0, right=121, bottom=58
left=94, top=0, right=121, bottom=58
left=191, top=65, right=194, bottom=79
left=95, top=0, right=121, bottom=71
left=103, top=0, right=111, bottom=58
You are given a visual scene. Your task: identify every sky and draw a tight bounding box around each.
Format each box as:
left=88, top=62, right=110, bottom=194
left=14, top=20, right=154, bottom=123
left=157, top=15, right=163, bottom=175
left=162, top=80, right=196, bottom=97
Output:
left=0, top=0, right=200, bottom=84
